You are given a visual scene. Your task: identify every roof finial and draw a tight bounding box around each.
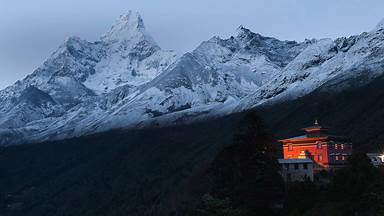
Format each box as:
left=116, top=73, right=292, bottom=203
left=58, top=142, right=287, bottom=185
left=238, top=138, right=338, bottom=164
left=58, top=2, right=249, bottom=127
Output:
left=314, top=119, right=319, bottom=125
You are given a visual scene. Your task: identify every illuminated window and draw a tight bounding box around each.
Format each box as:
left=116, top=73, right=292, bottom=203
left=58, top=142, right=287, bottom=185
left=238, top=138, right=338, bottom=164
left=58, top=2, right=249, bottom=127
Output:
left=334, top=144, right=338, bottom=150
left=335, top=155, right=339, bottom=161
left=288, top=144, right=293, bottom=151
left=341, top=144, right=345, bottom=150
left=318, top=154, right=323, bottom=161
left=342, top=156, right=346, bottom=161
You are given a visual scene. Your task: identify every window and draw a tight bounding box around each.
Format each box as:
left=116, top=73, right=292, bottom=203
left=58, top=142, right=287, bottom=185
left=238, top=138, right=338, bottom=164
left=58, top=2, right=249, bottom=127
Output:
left=335, top=155, right=339, bottom=161
left=334, top=144, right=338, bottom=150
left=316, top=141, right=322, bottom=149
left=288, top=144, right=293, bottom=151
left=317, top=154, right=323, bottom=161
left=294, top=163, right=299, bottom=170
left=341, top=144, right=345, bottom=150
left=285, top=164, right=289, bottom=170
left=303, top=163, right=308, bottom=170
left=342, top=156, right=346, bottom=161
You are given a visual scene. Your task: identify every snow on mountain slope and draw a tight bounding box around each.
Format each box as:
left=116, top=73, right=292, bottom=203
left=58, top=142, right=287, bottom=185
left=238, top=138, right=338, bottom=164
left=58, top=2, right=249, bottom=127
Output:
left=132, top=27, right=306, bottom=111
left=84, top=11, right=177, bottom=94
left=77, top=27, right=307, bottom=131
left=238, top=22, right=384, bottom=109
left=0, top=21, right=307, bottom=144
left=0, top=86, right=63, bottom=129
left=0, top=11, right=176, bottom=132
left=0, top=36, right=100, bottom=111
left=2, top=14, right=384, bottom=145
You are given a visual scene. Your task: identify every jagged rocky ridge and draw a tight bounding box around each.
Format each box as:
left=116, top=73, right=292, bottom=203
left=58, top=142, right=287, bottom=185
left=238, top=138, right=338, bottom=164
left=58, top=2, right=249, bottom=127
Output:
left=1, top=11, right=384, bottom=145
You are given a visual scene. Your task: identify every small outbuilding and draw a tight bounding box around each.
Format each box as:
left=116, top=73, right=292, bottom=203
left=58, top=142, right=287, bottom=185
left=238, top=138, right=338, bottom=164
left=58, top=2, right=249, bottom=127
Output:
left=367, top=153, right=384, bottom=167
left=278, top=158, right=314, bottom=182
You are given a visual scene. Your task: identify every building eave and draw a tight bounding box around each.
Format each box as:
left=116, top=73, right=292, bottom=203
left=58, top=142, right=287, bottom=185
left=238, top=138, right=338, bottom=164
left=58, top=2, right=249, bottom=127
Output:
left=279, top=136, right=329, bottom=143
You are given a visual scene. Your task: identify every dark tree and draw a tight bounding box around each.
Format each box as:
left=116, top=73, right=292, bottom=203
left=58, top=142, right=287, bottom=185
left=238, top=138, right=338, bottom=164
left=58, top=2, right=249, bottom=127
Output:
left=331, top=153, right=379, bottom=201
left=203, top=111, right=284, bottom=215
left=296, top=154, right=384, bottom=216
left=191, top=194, right=242, bottom=216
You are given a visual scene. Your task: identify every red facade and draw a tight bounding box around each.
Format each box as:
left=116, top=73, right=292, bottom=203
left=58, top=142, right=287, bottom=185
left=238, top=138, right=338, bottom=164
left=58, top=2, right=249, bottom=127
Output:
left=279, top=121, right=352, bottom=171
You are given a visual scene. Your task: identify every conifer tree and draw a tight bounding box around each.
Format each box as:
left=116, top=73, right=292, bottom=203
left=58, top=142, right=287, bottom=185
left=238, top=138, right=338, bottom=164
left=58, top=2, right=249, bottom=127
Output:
left=203, top=111, right=284, bottom=215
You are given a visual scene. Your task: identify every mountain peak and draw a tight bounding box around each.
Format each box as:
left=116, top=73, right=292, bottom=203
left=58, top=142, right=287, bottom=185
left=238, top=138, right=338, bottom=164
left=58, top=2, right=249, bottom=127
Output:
left=118, top=11, right=145, bottom=29
left=235, top=25, right=262, bottom=41
left=235, top=25, right=265, bottom=45
left=236, top=25, right=251, bottom=36
left=101, top=11, right=156, bottom=45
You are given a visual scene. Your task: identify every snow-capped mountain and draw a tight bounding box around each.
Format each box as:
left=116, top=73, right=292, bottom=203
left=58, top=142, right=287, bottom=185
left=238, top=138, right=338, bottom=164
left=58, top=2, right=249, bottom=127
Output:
left=85, top=12, right=177, bottom=94
left=91, top=27, right=308, bottom=129
left=0, top=11, right=176, bottom=135
left=239, top=22, right=384, bottom=109
left=1, top=12, right=384, bottom=145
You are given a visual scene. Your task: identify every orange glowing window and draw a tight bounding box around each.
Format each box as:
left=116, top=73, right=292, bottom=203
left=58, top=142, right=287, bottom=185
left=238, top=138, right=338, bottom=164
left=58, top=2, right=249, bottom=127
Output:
left=288, top=144, right=293, bottom=151
left=317, top=154, right=323, bottom=161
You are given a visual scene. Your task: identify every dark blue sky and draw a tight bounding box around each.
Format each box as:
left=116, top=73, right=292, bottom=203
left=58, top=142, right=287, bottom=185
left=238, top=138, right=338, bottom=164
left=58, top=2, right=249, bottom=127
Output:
left=1, top=0, right=383, bottom=89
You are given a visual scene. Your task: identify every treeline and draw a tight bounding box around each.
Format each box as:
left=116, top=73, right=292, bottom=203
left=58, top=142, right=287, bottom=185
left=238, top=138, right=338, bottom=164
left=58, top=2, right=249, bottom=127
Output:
left=1, top=109, right=384, bottom=215
left=184, top=111, right=384, bottom=216
left=0, top=113, right=240, bottom=216
left=285, top=153, right=384, bottom=215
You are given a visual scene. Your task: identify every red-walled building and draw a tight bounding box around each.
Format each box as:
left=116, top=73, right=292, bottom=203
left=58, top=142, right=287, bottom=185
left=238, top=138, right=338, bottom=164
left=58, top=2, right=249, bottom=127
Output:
left=279, top=120, right=352, bottom=171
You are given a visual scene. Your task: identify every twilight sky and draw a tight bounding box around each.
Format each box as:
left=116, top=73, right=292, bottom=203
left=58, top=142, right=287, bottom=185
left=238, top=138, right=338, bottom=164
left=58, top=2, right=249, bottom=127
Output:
left=0, top=0, right=383, bottom=90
